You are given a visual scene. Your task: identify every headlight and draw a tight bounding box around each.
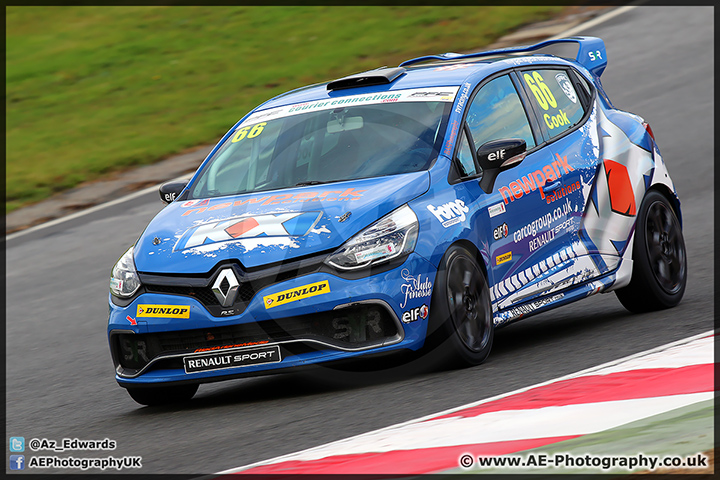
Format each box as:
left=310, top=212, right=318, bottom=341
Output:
left=325, top=205, right=418, bottom=270
left=110, top=246, right=142, bottom=298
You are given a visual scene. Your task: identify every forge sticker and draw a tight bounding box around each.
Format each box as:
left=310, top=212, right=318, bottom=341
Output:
left=427, top=199, right=469, bottom=228
left=136, top=305, right=191, bottom=319
left=175, top=212, right=322, bottom=251
left=263, top=280, right=330, bottom=309
left=496, top=252, right=512, bottom=266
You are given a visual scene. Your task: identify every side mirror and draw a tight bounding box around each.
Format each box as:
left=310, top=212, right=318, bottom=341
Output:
left=159, top=181, right=188, bottom=204
left=476, top=139, right=527, bottom=193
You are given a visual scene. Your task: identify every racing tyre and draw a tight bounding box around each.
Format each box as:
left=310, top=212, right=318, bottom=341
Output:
left=425, top=245, right=493, bottom=368
left=126, top=384, right=199, bottom=406
left=615, top=191, right=687, bottom=313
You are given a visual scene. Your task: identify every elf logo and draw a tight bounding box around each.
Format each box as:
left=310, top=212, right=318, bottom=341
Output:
left=263, top=281, right=330, bottom=309
left=493, top=223, right=509, bottom=240
left=402, top=304, right=429, bottom=323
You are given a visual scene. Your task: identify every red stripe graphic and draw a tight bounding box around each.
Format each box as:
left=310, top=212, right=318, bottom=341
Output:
left=433, top=364, right=713, bottom=421
left=230, top=436, right=579, bottom=475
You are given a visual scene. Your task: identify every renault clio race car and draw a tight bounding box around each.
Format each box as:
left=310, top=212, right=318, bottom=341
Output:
left=108, top=36, right=686, bottom=405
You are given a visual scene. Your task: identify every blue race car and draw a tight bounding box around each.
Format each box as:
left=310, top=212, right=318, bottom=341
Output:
left=108, top=36, right=686, bottom=405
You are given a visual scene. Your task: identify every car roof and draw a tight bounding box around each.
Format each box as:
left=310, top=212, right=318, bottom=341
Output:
left=256, top=55, right=569, bottom=112
left=250, top=36, right=608, bottom=115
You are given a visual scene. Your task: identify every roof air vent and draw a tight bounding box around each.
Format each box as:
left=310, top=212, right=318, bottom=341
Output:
left=327, top=67, right=406, bottom=91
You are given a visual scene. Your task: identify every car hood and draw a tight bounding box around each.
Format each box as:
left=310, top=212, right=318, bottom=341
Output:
left=134, top=172, right=429, bottom=273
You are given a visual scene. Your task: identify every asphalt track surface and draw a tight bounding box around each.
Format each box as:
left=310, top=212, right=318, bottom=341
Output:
left=5, top=6, right=713, bottom=475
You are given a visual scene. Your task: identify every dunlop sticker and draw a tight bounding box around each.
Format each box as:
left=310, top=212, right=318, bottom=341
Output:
left=263, top=281, right=330, bottom=309
left=496, top=252, right=512, bottom=266
left=137, top=304, right=191, bottom=319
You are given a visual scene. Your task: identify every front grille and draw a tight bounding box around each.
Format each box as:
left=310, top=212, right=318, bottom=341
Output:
left=144, top=282, right=256, bottom=306
left=114, top=304, right=399, bottom=372
left=137, top=257, right=325, bottom=316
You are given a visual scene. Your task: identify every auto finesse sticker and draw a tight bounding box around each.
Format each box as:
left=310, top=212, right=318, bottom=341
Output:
left=263, top=281, right=330, bottom=309
left=399, top=269, right=433, bottom=309
left=136, top=305, right=191, bottom=319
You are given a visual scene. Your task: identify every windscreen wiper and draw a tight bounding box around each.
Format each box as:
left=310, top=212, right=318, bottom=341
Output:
left=295, top=180, right=328, bottom=187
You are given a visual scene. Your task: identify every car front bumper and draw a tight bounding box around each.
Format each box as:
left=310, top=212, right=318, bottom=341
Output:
left=108, top=253, right=437, bottom=387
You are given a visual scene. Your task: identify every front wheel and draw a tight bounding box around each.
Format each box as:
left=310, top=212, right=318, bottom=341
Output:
left=126, top=383, right=199, bottom=406
left=425, top=245, right=494, bottom=368
left=615, top=190, right=687, bottom=313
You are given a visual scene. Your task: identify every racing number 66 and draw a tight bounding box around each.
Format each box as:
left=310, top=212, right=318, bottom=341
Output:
left=232, top=122, right=267, bottom=143
left=523, top=71, right=557, bottom=110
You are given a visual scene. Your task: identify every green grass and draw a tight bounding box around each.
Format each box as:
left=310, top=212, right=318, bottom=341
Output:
left=6, top=5, right=563, bottom=213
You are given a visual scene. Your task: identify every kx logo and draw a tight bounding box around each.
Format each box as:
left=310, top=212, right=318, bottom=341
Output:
left=175, top=212, right=322, bottom=251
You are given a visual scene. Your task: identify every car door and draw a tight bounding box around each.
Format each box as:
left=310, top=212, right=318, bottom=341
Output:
left=517, top=66, right=608, bottom=289
left=454, top=73, right=563, bottom=312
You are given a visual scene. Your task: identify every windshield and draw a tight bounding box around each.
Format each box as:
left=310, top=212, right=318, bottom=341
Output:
left=189, top=89, right=455, bottom=199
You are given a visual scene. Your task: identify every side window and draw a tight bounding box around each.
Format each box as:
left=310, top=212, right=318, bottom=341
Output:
left=465, top=75, right=536, bottom=151
left=455, top=129, right=476, bottom=177
left=521, top=69, right=585, bottom=139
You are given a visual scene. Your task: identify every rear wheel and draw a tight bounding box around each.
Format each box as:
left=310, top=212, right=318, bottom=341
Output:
left=425, top=246, right=493, bottom=367
left=615, top=190, right=687, bottom=312
left=126, top=383, right=199, bottom=406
